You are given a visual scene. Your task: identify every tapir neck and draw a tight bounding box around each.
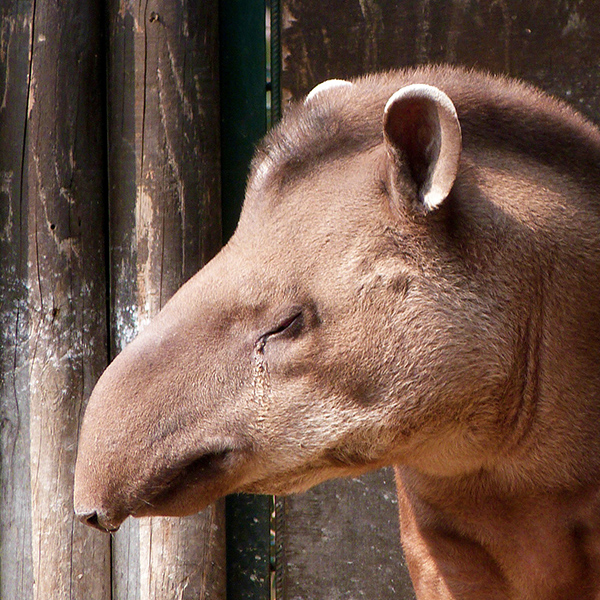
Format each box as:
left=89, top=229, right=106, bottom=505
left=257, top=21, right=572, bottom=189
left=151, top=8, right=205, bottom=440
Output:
left=394, top=466, right=600, bottom=600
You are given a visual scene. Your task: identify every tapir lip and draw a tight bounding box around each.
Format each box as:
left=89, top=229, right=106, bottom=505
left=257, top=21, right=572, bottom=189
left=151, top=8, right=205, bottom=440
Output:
left=128, top=447, right=235, bottom=519
left=154, top=449, right=230, bottom=497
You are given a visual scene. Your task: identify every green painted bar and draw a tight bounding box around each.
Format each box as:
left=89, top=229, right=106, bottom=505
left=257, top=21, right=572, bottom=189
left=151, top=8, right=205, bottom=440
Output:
left=219, top=0, right=268, bottom=242
left=219, top=1, right=271, bottom=599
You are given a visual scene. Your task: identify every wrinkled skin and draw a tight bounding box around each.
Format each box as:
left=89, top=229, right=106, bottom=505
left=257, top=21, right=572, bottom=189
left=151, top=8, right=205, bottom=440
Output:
left=75, top=67, right=600, bottom=599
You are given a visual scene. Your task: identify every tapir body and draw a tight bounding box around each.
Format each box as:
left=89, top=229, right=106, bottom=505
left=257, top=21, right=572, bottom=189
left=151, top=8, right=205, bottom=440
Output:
left=75, top=66, right=600, bottom=599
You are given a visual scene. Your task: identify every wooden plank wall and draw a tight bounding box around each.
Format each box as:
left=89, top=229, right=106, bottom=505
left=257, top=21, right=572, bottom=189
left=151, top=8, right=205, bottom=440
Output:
left=0, top=1, right=225, bottom=598
left=276, top=1, right=600, bottom=598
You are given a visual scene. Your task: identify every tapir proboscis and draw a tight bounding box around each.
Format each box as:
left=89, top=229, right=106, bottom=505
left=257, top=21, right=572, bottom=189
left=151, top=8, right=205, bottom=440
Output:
left=74, top=66, right=600, bottom=599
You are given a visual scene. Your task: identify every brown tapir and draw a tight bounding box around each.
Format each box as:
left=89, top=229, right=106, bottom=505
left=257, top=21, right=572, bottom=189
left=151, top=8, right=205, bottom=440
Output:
left=74, top=66, right=600, bottom=599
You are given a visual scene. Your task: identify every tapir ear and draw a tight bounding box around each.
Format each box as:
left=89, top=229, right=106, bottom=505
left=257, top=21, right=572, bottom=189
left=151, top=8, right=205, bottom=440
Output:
left=383, top=84, right=462, bottom=212
left=305, top=79, right=353, bottom=103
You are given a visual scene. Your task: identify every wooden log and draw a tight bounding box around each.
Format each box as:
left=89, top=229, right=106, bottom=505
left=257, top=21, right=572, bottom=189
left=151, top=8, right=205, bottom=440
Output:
left=105, top=2, right=225, bottom=599
left=0, top=4, right=35, bottom=595
left=0, top=0, right=111, bottom=598
left=278, top=1, right=600, bottom=598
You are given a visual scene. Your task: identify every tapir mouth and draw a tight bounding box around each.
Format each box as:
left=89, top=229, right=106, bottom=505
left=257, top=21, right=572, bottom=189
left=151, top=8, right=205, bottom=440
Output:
left=76, top=448, right=235, bottom=533
left=137, top=449, right=232, bottom=513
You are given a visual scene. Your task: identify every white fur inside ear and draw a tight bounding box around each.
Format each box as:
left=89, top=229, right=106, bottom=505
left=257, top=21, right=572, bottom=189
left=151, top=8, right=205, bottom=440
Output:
left=305, top=79, right=353, bottom=103
left=384, top=84, right=459, bottom=131
left=384, top=83, right=462, bottom=211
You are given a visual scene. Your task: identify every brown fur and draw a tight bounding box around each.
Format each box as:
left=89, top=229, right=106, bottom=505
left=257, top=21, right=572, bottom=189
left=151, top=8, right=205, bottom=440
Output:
left=75, top=66, right=600, bottom=599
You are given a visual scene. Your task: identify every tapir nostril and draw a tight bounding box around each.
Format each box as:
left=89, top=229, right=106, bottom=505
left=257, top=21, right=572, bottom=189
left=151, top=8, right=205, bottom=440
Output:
left=83, top=511, right=99, bottom=528
left=77, top=510, right=120, bottom=533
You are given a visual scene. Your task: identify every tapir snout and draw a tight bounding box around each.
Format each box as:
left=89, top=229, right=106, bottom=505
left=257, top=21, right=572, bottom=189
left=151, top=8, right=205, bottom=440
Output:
left=74, top=248, right=322, bottom=529
left=74, top=260, right=248, bottom=529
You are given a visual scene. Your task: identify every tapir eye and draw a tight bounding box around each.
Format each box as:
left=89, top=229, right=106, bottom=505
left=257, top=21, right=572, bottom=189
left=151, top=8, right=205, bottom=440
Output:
left=264, top=311, right=304, bottom=341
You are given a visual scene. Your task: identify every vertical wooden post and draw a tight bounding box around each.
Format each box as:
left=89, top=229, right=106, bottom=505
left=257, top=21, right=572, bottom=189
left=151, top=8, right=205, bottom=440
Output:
left=0, top=3, right=35, bottom=595
left=106, top=2, right=225, bottom=599
left=219, top=0, right=268, bottom=242
left=0, top=0, right=111, bottom=598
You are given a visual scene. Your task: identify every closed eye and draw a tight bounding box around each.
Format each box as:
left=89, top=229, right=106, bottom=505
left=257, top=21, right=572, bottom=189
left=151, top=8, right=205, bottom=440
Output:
left=264, top=311, right=303, bottom=341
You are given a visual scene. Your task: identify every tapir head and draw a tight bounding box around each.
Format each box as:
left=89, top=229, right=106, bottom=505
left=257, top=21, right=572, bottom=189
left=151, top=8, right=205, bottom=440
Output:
left=75, top=71, right=523, bottom=531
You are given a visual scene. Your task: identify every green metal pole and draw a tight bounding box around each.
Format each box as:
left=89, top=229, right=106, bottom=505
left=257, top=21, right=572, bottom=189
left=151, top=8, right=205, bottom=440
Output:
left=219, top=2, right=272, bottom=599
left=220, top=0, right=268, bottom=242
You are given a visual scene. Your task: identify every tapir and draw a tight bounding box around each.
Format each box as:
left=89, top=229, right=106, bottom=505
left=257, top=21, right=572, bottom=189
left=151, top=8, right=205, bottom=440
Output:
left=74, top=66, right=600, bottom=599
